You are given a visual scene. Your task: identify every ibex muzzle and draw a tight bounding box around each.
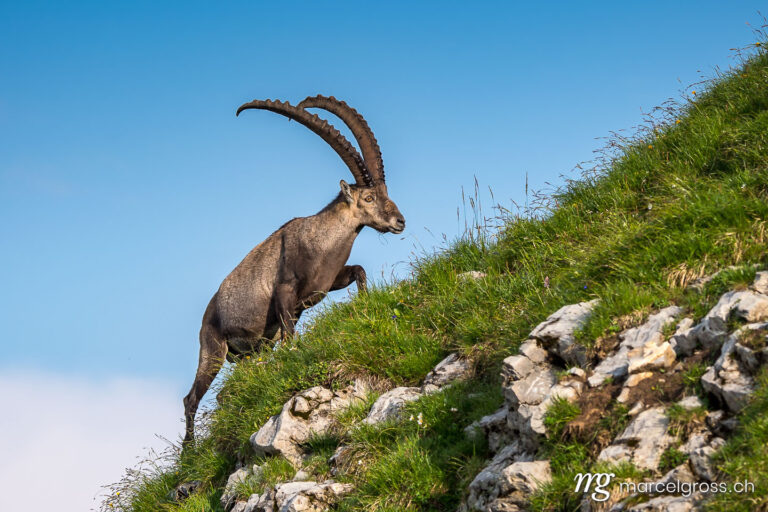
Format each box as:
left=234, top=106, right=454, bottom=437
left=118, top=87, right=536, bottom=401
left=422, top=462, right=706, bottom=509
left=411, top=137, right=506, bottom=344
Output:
left=182, top=96, right=404, bottom=444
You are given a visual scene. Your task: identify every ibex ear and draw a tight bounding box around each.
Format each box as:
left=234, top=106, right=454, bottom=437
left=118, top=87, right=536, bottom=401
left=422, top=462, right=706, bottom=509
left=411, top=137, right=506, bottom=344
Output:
left=339, top=180, right=354, bottom=203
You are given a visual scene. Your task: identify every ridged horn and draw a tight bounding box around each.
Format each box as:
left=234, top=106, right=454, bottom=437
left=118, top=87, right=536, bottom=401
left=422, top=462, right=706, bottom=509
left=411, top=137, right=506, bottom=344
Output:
left=236, top=98, right=374, bottom=187
left=298, top=95, right=385, bottom=184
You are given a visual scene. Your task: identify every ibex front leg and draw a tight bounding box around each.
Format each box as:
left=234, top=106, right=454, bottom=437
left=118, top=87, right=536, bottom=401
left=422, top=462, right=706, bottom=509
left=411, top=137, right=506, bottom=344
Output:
left=330, top=265, right=367, bottom=293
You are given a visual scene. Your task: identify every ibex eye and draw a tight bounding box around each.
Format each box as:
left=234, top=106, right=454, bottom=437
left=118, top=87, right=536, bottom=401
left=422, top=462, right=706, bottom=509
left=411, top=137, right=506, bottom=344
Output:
left=365, top=196, right=374, bottom=202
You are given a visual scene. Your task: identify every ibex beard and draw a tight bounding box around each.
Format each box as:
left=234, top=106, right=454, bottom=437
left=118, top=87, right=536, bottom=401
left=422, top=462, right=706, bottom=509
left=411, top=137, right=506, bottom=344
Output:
left=182, top=95, right=405, bottom=445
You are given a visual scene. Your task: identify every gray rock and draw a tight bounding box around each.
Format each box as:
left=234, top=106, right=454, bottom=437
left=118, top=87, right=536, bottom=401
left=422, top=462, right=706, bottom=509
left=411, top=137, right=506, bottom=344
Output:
left=174, top=480, right=202, bottom=502
left=529, top=300, right=599, bottom=366
left=242, top=480, right=353, bottom=512
left=502, top=354, right=535, bottom=381
left=676, top=396, right=704, bottom=410
left=599, top=407, right=675, bottom=471
left=589, top=307, right=681, bottom=387
left=422, top=353, right=472, bottom=393
left=597, top=444, right=633, bottom=465
left=501, top=340, right=583, bottom=450
left=700, top=332, right=756, bottom=413
left=752, top=271, right=768, bottom=294
left=569, top=367, right=587, bottom=379
left=670, top=317, right=696, bottom=356
left=465, top=406, right=512, bottom=453
left=689, top=443, right=720, bottom=481
left=221, top=467, right=250, bottom=511
left=363, top=387, right=422, bottom=425
left=699, top=290, right=768, bottom=329
left=679, top=433, right=710, bottom=455
left=690, top=317, right=728, bottom=351
left=250, top=383, right=368, bottom=465
left=505, top=367, right=557, bottom=407
left=292, top=470, right=311, bottom=482
left=519, top=339, right=549, bottom=363
left=463, top=442, right=547, bottom=512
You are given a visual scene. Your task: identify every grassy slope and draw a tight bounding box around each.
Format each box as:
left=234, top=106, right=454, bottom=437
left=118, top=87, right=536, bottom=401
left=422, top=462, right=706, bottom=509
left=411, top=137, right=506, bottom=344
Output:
left=109, top=42, right=768, bottom=512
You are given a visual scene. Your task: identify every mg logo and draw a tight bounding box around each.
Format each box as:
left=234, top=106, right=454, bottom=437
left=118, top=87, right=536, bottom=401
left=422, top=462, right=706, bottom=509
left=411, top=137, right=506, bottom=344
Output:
left=574, top=472, right=616, bottom=502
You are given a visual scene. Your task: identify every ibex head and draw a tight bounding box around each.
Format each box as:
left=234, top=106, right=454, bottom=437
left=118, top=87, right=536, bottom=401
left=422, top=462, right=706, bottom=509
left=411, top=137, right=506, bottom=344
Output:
left=236, top=95, right=405, bottom=234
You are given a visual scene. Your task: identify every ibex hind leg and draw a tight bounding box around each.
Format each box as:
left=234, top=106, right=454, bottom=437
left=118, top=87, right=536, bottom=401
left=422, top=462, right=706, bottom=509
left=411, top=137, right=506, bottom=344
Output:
left=183, top=323, right=227, bottom=445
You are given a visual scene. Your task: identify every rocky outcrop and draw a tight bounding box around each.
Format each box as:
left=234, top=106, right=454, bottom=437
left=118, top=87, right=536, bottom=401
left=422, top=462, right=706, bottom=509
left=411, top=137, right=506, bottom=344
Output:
left=529, top=299, right=598, bottom=366
left=228, top=353, right=474, bottom=511
left=250, top=383, right=368, bottom=465
left=701, top=323, right=768, bottom=412
left=505, top=347, right=584, bottom=451
left=462, top=442, right=549, bottom=512
left=466, top=270, right=768, bottom=511
left=229, top=480, right=353, bottom=512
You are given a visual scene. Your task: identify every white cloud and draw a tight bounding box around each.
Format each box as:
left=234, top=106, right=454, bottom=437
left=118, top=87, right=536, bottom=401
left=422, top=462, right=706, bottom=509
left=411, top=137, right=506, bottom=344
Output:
left=0, top=369, right=184, bottom=511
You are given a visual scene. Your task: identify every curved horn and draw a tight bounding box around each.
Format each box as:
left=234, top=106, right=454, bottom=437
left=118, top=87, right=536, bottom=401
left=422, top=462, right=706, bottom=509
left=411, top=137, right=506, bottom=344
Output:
left=298, top=95, right=385, bottom=184
left=236, top=98, right=374, bottom=187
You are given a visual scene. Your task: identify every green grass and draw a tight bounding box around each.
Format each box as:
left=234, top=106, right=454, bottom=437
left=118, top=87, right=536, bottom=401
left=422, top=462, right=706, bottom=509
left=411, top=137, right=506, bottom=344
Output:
left=543, top=397, right=581, bottom=439
left=107, top=41, right=768, bottom=512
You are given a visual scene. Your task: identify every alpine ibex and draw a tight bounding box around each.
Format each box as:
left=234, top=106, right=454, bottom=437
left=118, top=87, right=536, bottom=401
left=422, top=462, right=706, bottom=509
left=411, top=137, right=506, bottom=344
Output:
left=183, top=96, right=405, bottom=444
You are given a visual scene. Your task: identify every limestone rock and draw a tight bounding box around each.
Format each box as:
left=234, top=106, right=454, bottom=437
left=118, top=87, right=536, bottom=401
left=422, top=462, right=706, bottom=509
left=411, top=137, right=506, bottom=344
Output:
left=700, top=329, right=761, bottom=413
left=363, top=387, right=422, bottom=425
left=422, top=353, right=472, bottom=393
left=463, top=442, right=549, bottom=512
left=598, top=407, right=675, bottom=471
left=505, top=366, right=557, bottom=408
left=693, top=290, right=768, bottom=350
left=501, top=340, right=583, bottom=451
left=465, top=406, right=512, bottom=453
left=238, top=480, right=353, bottom=512
left=589, top=306, right=681, bottom=387
left=221, top=467, right=250, bottom=510
left=688, top=437, right=725, bottom=482
left=529, top=299, right=599, bottom=366
left=752, top=271, right=768, bottom=294
left=251, top=383, right=367, bottom=465
left=670, top=317, right=696, bottom=356
left=676, top=396, right=704, bottom=410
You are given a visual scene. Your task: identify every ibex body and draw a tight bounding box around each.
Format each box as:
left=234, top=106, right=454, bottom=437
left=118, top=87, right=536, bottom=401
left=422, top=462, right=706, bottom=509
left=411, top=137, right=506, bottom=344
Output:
left=183, top=96, right=405, bottom=444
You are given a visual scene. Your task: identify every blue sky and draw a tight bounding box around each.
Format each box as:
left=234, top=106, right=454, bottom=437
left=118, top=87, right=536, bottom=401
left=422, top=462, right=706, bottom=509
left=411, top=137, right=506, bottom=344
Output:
left=1, top=1, right=765, bottom=399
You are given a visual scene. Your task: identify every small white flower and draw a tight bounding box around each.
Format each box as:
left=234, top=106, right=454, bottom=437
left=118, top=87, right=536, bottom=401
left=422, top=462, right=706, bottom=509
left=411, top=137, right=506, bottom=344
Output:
left=647, top=204, right=653, bottom=210
left=450, top=407, right=458, bottom=412
left=417, top=412, right=423, bottom=425
left=409, top=414, right=414, bottom=421
left=357, top=459, right=362, bottom=465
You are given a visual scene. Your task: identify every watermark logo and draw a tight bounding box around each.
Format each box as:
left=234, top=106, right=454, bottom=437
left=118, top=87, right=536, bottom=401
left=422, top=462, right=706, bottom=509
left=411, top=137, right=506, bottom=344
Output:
left=575, top=472, right=755, bottom=502
left=574, top=472, right=615, bottom=502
